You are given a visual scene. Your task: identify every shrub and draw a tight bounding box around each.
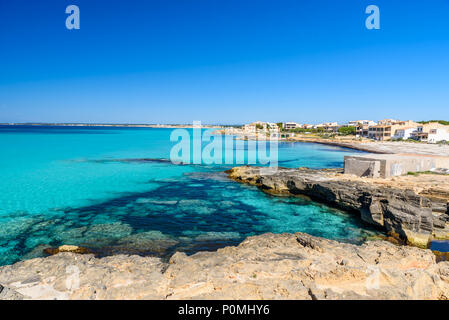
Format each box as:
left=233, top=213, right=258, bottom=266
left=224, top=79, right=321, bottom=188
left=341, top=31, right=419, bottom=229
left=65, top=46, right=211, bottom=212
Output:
left=338, top=126, right=356, bottom=135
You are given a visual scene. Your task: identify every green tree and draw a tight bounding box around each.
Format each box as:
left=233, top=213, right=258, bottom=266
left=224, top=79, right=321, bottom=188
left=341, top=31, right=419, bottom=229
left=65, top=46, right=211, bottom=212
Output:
left=338, top=126, right=356, bottom=135
left=418, top=120, right=449, bottom=125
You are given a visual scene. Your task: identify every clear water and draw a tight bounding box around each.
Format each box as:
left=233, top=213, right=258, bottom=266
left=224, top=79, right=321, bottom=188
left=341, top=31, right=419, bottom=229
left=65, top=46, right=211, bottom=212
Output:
left=431, top=241, right=449, bottom=253
left=0, top=125, right=380, bottom=265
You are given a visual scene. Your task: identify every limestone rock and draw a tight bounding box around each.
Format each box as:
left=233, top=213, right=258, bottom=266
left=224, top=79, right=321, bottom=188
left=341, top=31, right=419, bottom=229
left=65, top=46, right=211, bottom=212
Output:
left=228, top=166, right=449, bottom=246
left=1, top=233, right=449, bottom=300
left=0, top=284, right=24, bottom=300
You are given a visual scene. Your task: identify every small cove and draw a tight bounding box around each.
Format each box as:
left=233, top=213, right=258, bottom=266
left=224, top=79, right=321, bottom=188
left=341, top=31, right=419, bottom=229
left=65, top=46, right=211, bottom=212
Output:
left=0, top=125, right=381, bottom=265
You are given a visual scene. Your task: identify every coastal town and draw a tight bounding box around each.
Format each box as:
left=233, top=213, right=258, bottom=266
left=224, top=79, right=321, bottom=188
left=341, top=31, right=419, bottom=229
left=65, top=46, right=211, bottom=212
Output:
left=223, top=119, right=449, bottom=144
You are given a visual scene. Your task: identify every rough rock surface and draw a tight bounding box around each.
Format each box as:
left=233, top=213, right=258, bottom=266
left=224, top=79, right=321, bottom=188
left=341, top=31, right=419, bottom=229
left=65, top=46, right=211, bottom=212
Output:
left=1, top=233, right=449, bottom=300
left=227, top=166, right=449, bottom=247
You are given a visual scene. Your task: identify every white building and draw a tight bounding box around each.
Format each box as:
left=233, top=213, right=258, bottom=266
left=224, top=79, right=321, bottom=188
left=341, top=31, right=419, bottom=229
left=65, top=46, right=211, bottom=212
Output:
left=348, top=120, right=377, bottom=127
left=242, top=121, right=279, bottom=134
left=266, top=122, right=279, bottom=131
left=283, top=122, right=301, bottom=130
left=243, top=121, right=266, bottom=133
left=428, top=128, right=449, bottom=143
left=393, top=127, right=417, bottom=140
left=410, top=122, right=449, bottom=143
left=314, top=122, right=338, bottom=128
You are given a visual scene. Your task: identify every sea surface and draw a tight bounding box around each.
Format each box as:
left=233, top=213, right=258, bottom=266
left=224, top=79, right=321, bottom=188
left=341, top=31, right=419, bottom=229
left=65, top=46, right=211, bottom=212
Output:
left=0, top=125, right=381, bottom=266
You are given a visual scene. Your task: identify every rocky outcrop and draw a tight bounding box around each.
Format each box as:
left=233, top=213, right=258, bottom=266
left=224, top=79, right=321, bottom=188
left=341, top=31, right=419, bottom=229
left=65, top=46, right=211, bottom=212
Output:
left=227, top=166, right=449, bottom=247
left=1, top=233, right=449, bottom=300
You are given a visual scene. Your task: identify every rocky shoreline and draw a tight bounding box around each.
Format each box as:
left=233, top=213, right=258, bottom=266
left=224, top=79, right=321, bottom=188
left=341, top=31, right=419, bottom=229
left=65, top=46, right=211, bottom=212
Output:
left=1, top=232, right=449, bottom=300
left=227, top=166, right=449, bottom=247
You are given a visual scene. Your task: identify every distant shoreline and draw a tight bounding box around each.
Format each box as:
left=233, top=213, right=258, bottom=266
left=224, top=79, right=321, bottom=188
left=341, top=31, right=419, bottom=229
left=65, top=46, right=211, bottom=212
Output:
left=0, top=123, right=224, bottom=129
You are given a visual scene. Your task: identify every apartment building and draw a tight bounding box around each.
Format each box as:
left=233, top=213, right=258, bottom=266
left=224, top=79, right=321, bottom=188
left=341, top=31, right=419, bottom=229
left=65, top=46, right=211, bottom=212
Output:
left=368, top=120, right=418, bottom=141
left=356, top=125, right=369, bottom=137
left=243, top=121, right=266, bottom=133
left=324, top=124, right=340, bottom=132
left=352, top=120, right=377, bottom=137
left=313, top=122, right=339, bottom=132
left=283, top=122, right=301, bottom=130
left=243, top=121, right=279, bottom=133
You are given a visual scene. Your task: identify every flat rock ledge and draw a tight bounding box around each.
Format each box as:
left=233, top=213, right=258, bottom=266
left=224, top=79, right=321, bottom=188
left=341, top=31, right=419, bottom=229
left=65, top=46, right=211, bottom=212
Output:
left=227, top=166, right=449, bottom=247
left=1, top=233, right=449, bottom=300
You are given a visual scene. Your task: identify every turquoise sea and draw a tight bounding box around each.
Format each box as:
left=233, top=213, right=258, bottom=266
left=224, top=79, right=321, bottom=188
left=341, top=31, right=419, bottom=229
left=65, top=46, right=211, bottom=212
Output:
left=0, top=125, right=381, bottom=266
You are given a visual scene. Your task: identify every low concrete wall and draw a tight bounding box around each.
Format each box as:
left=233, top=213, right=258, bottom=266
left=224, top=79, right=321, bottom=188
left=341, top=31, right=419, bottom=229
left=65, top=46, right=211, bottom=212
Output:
left=344, top=158, right=381, bottom=178
left=344, top=154, right=449, bottom=178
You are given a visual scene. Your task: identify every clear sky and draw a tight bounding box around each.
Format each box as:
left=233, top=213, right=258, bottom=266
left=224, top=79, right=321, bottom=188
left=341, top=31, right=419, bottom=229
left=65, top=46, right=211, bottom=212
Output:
left=0, top=0, right=448, bottom=125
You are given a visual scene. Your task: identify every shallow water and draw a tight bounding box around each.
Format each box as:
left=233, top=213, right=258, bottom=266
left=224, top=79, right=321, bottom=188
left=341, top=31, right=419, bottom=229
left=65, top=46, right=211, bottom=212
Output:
left=431, top=240, right=449, bottom=253
left=0, top=125, right=380, bottom=265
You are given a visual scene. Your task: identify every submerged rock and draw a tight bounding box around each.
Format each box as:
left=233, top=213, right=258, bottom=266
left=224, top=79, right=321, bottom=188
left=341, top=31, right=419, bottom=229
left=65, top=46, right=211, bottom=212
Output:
left=84, top=222, right=133, bottom=240
left=194, top=231, right=241, bottom=241
left=227, top=166, right=449, bottom=247
left=73, top=222, right=134, bottom=247
left=116, top=231, right=179, bottom=254
left=1, top=233, right=449, bottom=300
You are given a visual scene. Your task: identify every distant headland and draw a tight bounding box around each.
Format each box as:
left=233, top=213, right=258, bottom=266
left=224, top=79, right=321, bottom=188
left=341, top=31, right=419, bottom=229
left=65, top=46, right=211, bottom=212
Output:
left=0, top=123, right=224, bottom=128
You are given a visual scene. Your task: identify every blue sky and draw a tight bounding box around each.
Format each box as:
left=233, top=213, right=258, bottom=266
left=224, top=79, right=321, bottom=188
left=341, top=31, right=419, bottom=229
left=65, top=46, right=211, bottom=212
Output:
left=0, top=0, right=448, bottom=124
